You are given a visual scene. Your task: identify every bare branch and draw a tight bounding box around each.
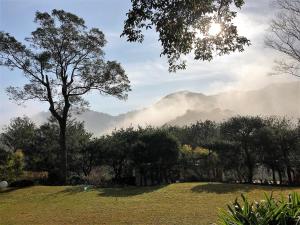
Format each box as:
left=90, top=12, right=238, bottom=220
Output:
left=265, top=0, right=300, bottom=78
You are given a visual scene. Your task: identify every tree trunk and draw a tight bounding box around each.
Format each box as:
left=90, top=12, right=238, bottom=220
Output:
left=286, top=166, right=293, bottom=185
left=59, top=120, right=68, bottom=184
left=278, top=169, right=283, bottom=185
left=244, top=146, right=253, bottom=183
left=271, top=166, right=276, bottom=184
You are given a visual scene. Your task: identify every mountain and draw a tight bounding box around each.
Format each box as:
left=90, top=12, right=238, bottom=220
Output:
left=32, top=110, right=117, bottom=135
left=32, top=82, right=300, bottom=135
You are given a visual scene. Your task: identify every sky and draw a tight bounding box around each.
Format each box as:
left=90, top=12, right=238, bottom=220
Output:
left=0, top=0, right=298, bottom=124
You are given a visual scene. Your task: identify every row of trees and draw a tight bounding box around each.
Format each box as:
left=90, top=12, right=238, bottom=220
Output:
left=173, top=117, right=300, bottom=184
left=1, top=0, right=298, bottom=183
left=1, top=115, right=299, bottom=186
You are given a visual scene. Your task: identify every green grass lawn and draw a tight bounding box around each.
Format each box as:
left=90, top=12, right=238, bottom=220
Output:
left=1, top=183, right=299, bottom=225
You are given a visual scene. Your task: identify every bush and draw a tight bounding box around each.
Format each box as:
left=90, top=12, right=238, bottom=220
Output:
left=68, top=175, right=85, bottom=185
left=219, top=192, right=300, bottom=225
left=86, top=166, right=114, bottom=186
left=10, top=179, right=34, bottom=188
left=0, top=150, right=24, bottom=183
left=47, top=170, right=63, bottom=185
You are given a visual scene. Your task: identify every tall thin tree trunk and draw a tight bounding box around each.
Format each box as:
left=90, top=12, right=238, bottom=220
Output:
left=59, top=120, right=67, bottom=184
left=286, top=166, right=293, bottom=185
left=244, top=146, right=253, bottom=183
left=271, top=166, right=276, bottom=184
left=278, top=170, right=283, bottom=185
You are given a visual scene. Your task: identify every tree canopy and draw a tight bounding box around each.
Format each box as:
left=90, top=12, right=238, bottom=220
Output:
left=0, top=9, right=131, bottom=183
left=122, top=0, right=250, bottom=72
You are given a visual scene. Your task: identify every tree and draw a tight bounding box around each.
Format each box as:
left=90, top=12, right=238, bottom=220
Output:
left=179, top=144, right=219, bottom=181
left=1, top=117, right=36, bottom=153
left=185, top=120, right=218, bottom=148
left=0, top=150, right=24, bottom=183
left=131, top=129, right=179, bottom=185
left=32, top=119, right=93, bottom=180
left=265, top=0, right=300, bottom=78
left=122, top=0, right=250, bottom=72
left=254, top=125, right=283, bottom=184
left=269, top=117, right=299, bottom=184
left=77, top=137, right=106, bottom=177
left=212, top=140, right=245, bottom=182
left=104, top=127, right=138, bottom=184
left=0, top=10, right=131, bottom=184
left=221, top=116, right=264, bottom=183
left=1, top=117, right=36, bottom=169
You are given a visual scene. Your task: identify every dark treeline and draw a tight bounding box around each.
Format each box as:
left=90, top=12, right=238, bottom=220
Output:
left=0, top=115, right=299, bottom=186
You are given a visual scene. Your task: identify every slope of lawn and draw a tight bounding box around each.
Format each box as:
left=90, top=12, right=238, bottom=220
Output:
left=0, top=182, right=299, bottom=225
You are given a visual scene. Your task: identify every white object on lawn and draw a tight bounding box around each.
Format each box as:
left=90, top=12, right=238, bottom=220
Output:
left=0, top=181, right=8, bottom=188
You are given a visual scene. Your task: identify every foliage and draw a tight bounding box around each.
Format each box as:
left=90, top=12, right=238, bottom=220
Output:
left=219, top=192, right=300, bottom=225
left=131, top=128, right=180, bottom=185
left=221, top=116, right=265, bottom=183
left=1, top=115, right=299, bottom=186
left=122, top=0, right=250, bottom=72
left=1, top=117, right=36, bottom=168
left=0, top=9, right=131, bottom=183
left=9, top=179, right=35, bottom=188
left=0, top=150, right=24, bottom=183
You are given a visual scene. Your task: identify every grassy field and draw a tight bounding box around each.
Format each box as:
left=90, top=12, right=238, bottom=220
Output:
left=0, top=183, right=299, bottom=225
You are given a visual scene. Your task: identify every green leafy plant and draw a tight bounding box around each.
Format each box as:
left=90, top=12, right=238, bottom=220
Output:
left=0, top=150, right=24, bottom=183
left=219, top=192, right=300, bottom=225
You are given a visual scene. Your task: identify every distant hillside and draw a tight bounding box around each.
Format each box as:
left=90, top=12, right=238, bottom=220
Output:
left=32, top=110, right=117, bottom=135
left=32, top=82, right=300, bottom=135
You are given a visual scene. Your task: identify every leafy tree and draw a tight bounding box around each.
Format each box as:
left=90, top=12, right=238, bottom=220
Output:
left=268, top=117, right=299, bottom=184
left=103, top=127, right=139, bottom=184
left=1, top=117, right=36, bottom=169
left=0, top=150, right=24, bottom=183
left=265, top=0, right=300, bottom=77
left=64, top=120, right=92, bottom=176
left=122, top=0, right=250, bottom=72
left=255, top=125, right=283, bottom=184
left=32, top=120, right=60, bottom=173
left=33, top=119, right=92, bottom=178
left=186, top=120, right=219, bottom=148
left=211, top=140, right=246, bottom=182
left=1, top=117, right=36, bottom=152
left=131, top=129, right=179, bottom=185
left=221, top=116, right=264, bottom=183
left=0, top=10, right=130, bottom=183
left=179, top=144, right=219, bottom=181
left=69, top=135, right=107, bottom=177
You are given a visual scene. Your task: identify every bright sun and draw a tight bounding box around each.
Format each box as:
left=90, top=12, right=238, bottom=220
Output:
left=209, top=23, right=222, bottom=36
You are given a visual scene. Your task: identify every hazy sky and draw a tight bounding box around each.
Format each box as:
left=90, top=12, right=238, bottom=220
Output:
left=0, top=0, right=298, bottom=124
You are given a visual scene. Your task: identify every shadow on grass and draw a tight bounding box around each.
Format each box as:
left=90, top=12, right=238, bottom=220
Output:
left=53, top=185, right=93, bottom=195
left=0, top=186, right=32, bottom=194
left=191, top=183, right=272, bottom=194
left=52, top=185, right=167, bottom=197
left=98, top=185, right=167, bottom=197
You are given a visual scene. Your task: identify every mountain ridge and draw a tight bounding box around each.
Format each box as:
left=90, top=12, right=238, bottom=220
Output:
left=31, top=81, right=300, bottom=135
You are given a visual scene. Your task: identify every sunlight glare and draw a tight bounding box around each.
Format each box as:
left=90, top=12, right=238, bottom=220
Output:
left=209, top=23, right=222, bottom=36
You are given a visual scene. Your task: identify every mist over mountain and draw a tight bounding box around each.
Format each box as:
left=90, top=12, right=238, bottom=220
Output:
left=32, top=82, right=300, bottom=135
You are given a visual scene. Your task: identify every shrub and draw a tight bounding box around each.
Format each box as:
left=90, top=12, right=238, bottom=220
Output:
left=10, top=179, right=34, bottom=188
left=219, top=192, right=300, bottom=225
left=68, top=175, right=85, bottom=185
left=86, top=166, right=114, bottom=186
left=0, top=150, right=24, bottom=183
left=47, top=170, right=63, bottom=185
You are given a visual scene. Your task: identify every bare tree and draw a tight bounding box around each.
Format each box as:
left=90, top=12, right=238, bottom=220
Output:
left=0, top=10, right=131, bottom=183
left=265, top=0, right=300, bottom=78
